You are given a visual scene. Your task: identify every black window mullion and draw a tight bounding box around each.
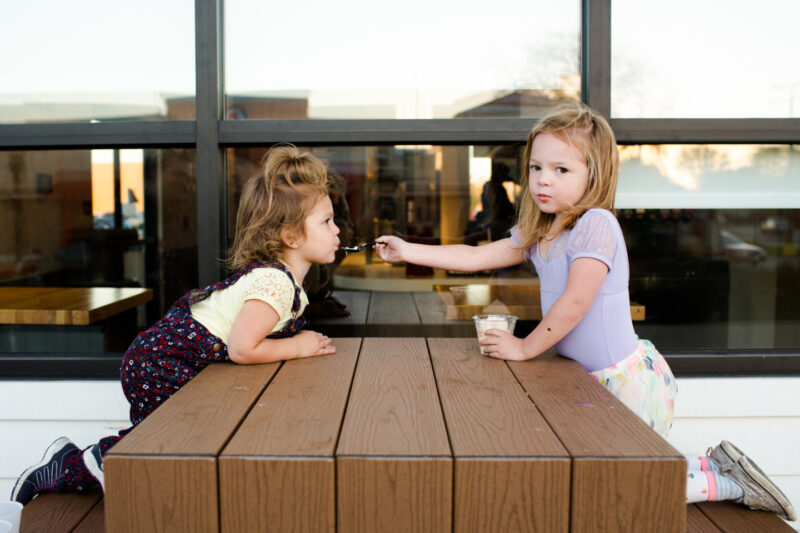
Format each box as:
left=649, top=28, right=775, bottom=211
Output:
left=195, top=0, right=226, bottom=286
left=0, top=121, right=195, bottom=149
left=581, top=0, right=611, bottom=117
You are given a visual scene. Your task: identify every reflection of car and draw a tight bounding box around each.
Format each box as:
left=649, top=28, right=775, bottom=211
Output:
left=721, top=231, right=767, bottom=262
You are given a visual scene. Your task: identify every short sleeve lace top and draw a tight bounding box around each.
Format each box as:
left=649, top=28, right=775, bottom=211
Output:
left=190, top=264, right=308, bottom=344
left=510, top=208, right=639, bottom=372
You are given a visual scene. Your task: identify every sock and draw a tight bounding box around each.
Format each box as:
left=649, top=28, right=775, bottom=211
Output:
left=685, top=454, right=720, bottom=472
left=686, top=471, right=711, bottom=503
left=713, top=472, right=744, bottom=501
left=686, top=471, right=744, bottom=503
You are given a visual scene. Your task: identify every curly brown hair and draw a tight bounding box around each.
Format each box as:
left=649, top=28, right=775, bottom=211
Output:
left=515, top=102, right=619, bottom=252
left=228, top=145, right=329, bottom=271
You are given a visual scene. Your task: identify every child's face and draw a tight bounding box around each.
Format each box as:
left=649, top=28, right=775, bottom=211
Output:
left=296, top=195, right=340, bottom=265
left=528, top=132, right=589, bottom=221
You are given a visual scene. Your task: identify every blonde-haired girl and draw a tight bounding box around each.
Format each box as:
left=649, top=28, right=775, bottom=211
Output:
left=376, top=102, right=795, bottom=521
left=13, top=145, right=340, bottom=504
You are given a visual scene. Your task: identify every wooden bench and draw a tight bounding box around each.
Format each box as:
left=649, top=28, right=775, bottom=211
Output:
left=25, top=337, right=781, bottom=533
left=20, top=495, right=794, bottom=532
left=19, top=489, right=104, bottom=533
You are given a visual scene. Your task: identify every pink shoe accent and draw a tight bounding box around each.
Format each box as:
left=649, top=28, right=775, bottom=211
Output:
left=699, top=456, right=709, bottom=471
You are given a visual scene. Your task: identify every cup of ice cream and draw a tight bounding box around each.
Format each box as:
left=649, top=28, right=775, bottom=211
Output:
left=472, top=314, right=518, bottom=355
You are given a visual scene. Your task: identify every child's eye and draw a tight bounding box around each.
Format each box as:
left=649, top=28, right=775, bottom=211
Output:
left=556, top=167, right=569, bottom=174
left=530, top=164, right=541, bottom=172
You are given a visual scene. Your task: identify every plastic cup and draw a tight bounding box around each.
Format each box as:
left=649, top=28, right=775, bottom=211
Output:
left=472, top=314, right=517, bottom=355
left=0, top=519, right=13, bottom=533
left=0, top=502, right=21, bottom=533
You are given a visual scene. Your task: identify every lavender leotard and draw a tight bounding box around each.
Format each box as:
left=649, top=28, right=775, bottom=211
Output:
left=510, top=208, right=638, bottom=372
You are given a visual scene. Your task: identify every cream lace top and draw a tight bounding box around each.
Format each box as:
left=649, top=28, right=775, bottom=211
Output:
left=190, top=264, right=308, bottom=344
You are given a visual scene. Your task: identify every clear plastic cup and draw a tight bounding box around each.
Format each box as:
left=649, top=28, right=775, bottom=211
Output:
left=472, top=314, right=518, bottom=355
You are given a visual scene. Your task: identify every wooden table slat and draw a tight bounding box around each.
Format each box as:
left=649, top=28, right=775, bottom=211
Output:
left=428, top=338, right=566, bottom=456
left=509, top=350, right=687, bottom=532
left=429, top=338, right=570, bottom=532
left=219, top=338, right=361, bottom=533
left=337, top=337, right=449, bottom=455
left=105, top=363, right=280, bottom=533
left=337, top=337, right=452, bottom=532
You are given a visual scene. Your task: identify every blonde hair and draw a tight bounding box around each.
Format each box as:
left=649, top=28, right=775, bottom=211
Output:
left=228, top=145, right=329, bottom=271
left=516, top=102, right=619, bottom=252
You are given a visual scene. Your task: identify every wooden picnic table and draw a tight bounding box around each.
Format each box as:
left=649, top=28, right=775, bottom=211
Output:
left=104, top=337, right=687, bottom=533
left=0, top=287, right=152, bottom=325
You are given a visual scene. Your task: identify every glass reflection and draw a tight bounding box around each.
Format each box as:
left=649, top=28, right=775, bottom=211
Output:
left=0, top=149, right=197, bottom=353
left=224, top=0, right=580, bottom=119
left=0, top=0, right=195, bottom=123
left=227, top=144, right=799, bottom=351
left=611, top=0, right=800, bottom=118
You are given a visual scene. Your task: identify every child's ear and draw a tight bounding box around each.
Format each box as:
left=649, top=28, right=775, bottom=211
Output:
left=281, top=228, right=300, bottom=249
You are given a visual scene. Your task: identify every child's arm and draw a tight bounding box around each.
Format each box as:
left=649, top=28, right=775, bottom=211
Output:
left=375, top=235, right=525, bottom=272
left=480, top=257, right=608, bottom=361
left=227, top=300, right=336, bottom=364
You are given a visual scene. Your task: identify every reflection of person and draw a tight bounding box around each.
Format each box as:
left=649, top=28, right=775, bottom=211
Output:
left=465, top=159, right=516, bottom=245
left=12, top=145, right=340, bottom=505
left=479, top=161, right=515, bottom=240
left=375, top=102, right=796, bottom=520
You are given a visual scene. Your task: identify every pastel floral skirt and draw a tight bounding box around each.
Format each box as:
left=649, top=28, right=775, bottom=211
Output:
left=590, top=339, right=677, bottom=438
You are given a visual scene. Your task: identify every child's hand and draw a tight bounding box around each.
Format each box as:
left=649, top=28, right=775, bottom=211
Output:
left=294, top=330, right=336, bottom=358
left=374, top=235, right=406, bottom=263
left=480, top=330, right=529, bottom=361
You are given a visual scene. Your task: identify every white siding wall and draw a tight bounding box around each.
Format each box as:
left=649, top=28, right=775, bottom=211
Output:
left=1, top=377, right=799, bottom=530
left=0, top=381, right=129, bottom=500
left=668, top=377, right=800, bottom=530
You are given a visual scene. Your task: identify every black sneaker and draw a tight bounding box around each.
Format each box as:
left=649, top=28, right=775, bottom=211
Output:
left=84, top=444, right=105, bottom=490
left=11, top=437, right=79, bottom=505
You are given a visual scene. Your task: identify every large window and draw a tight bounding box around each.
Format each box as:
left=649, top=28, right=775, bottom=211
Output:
left=0, top=148, right=197, bottom=354
left=1, top=1, right=798, bottom=377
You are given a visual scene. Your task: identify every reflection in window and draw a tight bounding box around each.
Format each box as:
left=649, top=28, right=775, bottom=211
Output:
left=224, top=0, right=580, bottom=119
left=618, top=144, right=800, bottom=350
left=0, top=0, right=195, bottom=123
left=611, top=0, right=800, bottom=118
left=226, top=144, right=800, bottom=351
left=0, top=149, right=197, bottom=353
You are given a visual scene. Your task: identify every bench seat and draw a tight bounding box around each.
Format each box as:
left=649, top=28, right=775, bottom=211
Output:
left=20, top=495, right=794, bottom=532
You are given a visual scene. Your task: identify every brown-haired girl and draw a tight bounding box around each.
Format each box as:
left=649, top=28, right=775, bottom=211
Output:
left=12, top=144, right=340, bottom=504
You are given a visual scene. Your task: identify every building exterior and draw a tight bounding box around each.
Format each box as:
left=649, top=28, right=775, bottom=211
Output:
left=1, top=0, right=798, bottom=526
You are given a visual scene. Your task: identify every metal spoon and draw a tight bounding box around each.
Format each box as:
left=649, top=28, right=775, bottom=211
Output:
left=341, top=241, right=378, bottom=253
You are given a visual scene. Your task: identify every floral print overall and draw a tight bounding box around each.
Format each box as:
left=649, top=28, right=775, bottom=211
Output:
left=61, top=260, right=306, bottom=491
